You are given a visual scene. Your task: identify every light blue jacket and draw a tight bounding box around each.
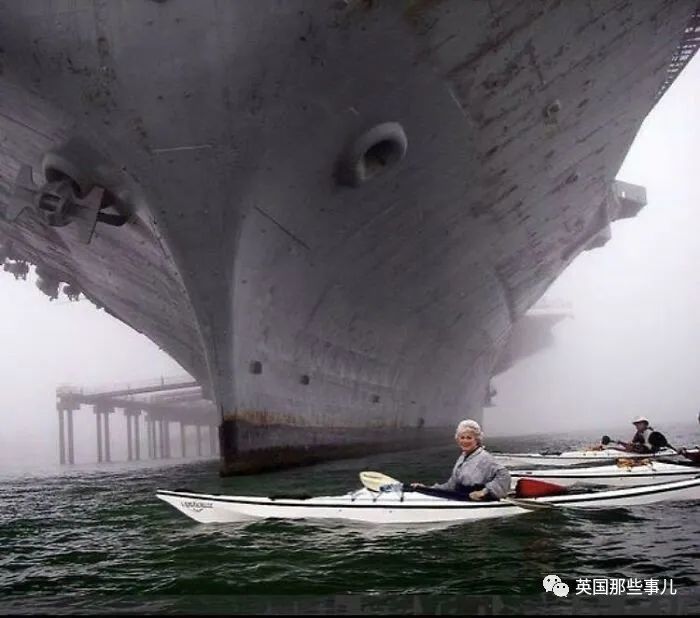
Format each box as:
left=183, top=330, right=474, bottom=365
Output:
left=433, top=446, right=511, bottom=499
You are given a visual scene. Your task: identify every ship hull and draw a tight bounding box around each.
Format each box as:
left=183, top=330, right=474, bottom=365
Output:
left=0, top=1, right=695, bottom=473
left=219, top=422, right=448, bottom=475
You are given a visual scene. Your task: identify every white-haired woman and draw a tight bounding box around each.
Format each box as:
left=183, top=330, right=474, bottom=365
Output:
left=413, top=419, right=510, bottom=500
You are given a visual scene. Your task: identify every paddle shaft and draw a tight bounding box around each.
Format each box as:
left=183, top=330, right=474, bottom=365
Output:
left=503, top=497, right=556, bottom=510
left=602, top=434, right=681, bottom=454
left=602, top=435, right=651, bottom=450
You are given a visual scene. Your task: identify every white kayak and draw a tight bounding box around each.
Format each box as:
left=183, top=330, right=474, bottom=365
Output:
left=494, top=447, right=679, bottom=467
left=156, top=476, right=700, bottom=525
left=510, top=461, right=698, bottom=488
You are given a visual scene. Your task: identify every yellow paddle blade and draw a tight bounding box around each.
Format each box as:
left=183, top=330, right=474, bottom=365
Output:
left=359, top=471, right=401, bottom=492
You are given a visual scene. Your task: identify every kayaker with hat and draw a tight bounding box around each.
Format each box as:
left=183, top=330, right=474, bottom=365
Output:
left=616, top=416, right=656, bottom=453
left=410, top=419, right=511, bottom=501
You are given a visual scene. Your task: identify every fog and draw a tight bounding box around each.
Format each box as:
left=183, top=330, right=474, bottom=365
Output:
left=0, top=285, right=185, bottom=466
left=488, top=52, right=700, bottom=436
left=1, top=55, right=699, bottom=465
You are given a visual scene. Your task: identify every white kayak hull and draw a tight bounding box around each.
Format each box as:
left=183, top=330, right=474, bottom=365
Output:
left=511, top=461, right=698, bottom=487
left=495, top=447, right=679, bottom=467
left=156, top=477, right=700, bottom=525
left=156, top=488, right=526, bottom=524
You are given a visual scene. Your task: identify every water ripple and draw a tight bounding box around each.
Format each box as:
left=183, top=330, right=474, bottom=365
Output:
left=1, top=431, right=699, bottom=612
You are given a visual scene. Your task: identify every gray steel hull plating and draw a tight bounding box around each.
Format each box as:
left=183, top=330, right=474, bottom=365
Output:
left=0, top=1, right=694, bottom=473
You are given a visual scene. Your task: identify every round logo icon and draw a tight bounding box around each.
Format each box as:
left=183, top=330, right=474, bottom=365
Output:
left=552, top=582, right=570, bottom=597
left=543, top=574, right=561, bottom=592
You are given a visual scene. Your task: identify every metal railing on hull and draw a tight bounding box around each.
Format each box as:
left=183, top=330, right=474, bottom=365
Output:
left=655, top=8, right=700, bottom=103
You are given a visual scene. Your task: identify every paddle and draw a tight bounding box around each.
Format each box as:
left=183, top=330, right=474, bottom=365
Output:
left=649, top=432, right=682, bottom=454
left=602, top=433, right=682, bottom=454
left=503, top=496, right=557, bottom=510
left=601, top=435, right=625, bottom=448
left=358, top=471, right=556, bottom=510
left=359, top=471, right=403, bottom=492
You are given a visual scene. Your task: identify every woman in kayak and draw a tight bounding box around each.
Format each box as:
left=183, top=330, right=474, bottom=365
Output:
left=412, top=419, right=511, bottom=501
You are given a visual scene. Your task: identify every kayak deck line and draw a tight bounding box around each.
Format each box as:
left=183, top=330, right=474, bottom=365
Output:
left=155, top=488, right=518, bottom=510
left=492, top=448, right=696, bottom=470
left=510, top=465, right=698, bottom=480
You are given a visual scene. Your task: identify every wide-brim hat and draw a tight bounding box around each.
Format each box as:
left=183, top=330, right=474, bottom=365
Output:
left=632, top=415, right=649, bottom=424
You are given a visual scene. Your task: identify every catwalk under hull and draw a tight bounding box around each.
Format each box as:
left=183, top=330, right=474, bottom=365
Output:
left=0, top=1, right=695, bottom=474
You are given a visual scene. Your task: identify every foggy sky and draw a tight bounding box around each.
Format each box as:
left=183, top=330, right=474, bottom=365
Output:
left=488, top=52, right=700, bottom=435
left=1, top=53, right=699, bottom=463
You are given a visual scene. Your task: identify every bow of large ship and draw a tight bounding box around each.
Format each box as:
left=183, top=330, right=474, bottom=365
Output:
left=0, top=1, right=697, bottom=473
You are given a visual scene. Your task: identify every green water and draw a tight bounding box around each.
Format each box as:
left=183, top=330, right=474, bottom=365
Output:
left=1, top=427, right=698, bottom=614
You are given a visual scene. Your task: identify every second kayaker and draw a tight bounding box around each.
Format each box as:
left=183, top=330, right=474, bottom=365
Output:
left=616, top=416, right=657, bottom=453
